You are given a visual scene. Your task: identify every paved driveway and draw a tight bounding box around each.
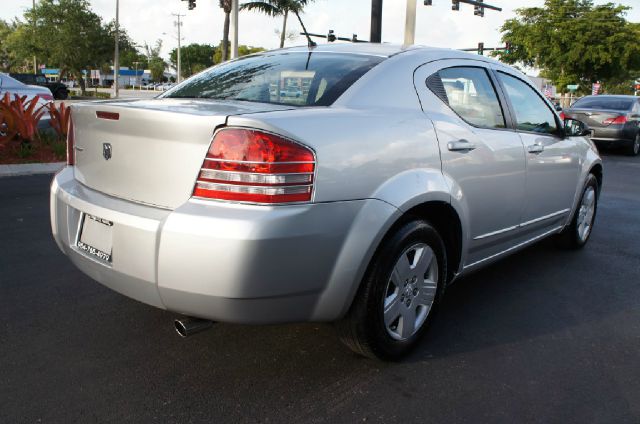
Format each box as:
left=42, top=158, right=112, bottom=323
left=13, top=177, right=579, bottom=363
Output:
left=0, top=153, right=638, bottom=423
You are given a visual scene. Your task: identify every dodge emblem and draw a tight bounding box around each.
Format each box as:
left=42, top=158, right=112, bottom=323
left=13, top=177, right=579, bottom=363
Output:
left=102, top=143, right=112, bottom=160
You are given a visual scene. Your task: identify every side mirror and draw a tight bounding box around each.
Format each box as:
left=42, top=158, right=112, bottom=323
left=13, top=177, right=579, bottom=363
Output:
left=565, top=118, right=591, bottom=137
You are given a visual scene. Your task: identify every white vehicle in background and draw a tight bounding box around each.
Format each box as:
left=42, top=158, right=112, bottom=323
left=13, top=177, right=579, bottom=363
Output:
left=0, top=73, right=54, bottom=108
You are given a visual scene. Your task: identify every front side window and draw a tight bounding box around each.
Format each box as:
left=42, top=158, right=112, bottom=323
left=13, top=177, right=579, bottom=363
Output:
left=427, top=67, right=505, bottom=129
left=162, top=52, right=383, bottom=107
left=498, top=72, right=558, bottom=135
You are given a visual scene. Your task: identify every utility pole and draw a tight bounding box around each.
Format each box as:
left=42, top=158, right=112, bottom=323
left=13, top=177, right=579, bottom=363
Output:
left=113, top=0, right=120, bottom=98
left=32, top=0, right=37, bottom=74
left=370, top=0, right=383, bottom=43
left=133, top=61, right=140, bottom=89
left=171, top=13, right=184, bottom=83
left=230, top=0, right=239, bottom=59
left=404, top=0, right=417, bottom=45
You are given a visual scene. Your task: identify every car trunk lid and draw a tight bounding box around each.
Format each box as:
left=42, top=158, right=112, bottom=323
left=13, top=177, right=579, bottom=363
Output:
left=72, top=98, right=294, bottom=209
left=566, top=108, right=627, bottom=128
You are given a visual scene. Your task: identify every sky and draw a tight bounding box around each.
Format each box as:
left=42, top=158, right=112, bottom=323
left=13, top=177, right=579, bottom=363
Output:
left=3, top=0, right=640, bottom=64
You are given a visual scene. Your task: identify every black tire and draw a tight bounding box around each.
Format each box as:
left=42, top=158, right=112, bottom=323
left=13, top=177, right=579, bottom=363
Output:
left=336, top=220, right=447, bottom=360
left=55, top=88, right=69, bottom=100
left=628, top=133, right=640, bottom=156
left=556, top=173, right=599, bottom=249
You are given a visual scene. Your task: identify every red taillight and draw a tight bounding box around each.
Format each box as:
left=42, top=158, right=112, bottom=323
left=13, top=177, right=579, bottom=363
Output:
left=193, top=128, right=315, bottom=204
left=559, top=112, right=566, bottom=121
left=41, top=94, right=54, bottom=102
left=603, top=115, right=627, bottom=125
left=66, top=117, right=75, bottom=166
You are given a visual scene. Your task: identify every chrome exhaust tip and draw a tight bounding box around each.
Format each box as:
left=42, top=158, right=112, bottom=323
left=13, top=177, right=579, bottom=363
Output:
left=174, top=317, right=214, bottom=338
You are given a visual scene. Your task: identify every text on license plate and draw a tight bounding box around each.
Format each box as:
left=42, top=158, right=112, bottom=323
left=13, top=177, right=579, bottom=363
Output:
left=77, top=214, right=113, bottom=262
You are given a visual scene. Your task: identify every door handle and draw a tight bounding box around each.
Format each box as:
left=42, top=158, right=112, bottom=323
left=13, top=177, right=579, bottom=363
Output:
left=527, top=142, right=545, bottom=154
left=447, top=139, right=476, bottom=152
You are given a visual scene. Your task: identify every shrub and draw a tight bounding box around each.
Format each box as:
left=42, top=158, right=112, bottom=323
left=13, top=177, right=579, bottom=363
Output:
left=47, top=102, right=71, bottom=140
left=0, top=93, right=46, bottom=146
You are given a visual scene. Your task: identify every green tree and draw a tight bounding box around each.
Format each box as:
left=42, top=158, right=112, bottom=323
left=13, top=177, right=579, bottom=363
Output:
left=145, top=40, right=166, bottom=82
left=494, top=0, right=640, bottom=95
left=19, top=0, right=113, bottom=93
left=169, top=43, right=215, bottom=78
left=213, top=44, right=264, bottom=64
left=0, top=20, right=22, bottom=72
left=240, top=0, right=315, bottom=48
left=104, top=20, right=147, bottom=70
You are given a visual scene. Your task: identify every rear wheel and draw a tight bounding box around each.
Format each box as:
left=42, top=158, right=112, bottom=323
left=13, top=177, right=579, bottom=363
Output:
left=556, top=173, right=598, bottom=249
left=55, top=88, right=69, bottom=100
left=336, top=220, right=447, bottom=360
left=628, top=133, right=640, bottom=156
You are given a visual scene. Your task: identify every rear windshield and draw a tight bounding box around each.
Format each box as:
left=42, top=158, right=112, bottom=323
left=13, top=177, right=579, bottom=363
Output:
left=572, top=97, right=634, bottom=111
left=161, top=52, right=384, bottom=106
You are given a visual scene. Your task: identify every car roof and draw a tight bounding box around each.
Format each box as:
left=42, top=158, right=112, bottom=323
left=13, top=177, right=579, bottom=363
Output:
left=580, top=95, right=638, bottom=99
left=273, top=43, right=489, bottom=61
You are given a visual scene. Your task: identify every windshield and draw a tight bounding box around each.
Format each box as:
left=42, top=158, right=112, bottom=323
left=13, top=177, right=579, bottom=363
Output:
left=572, top=97, right=634, bottom=111
left=161, top=52, right=384, bottom=106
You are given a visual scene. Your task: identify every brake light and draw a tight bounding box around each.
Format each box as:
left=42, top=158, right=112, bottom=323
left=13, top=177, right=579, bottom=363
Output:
left=559, top=112, right=566, bottom=121
left=603, top=115, right=627, bottom=125
left=40, top=93, right=54, bottom=102
left=193, top=128, right=315, bottom=204
left=66, top=117, right=75, bottom=166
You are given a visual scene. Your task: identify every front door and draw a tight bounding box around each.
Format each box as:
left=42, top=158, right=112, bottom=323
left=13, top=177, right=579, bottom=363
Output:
left=494, top=71, right=581, bottom=235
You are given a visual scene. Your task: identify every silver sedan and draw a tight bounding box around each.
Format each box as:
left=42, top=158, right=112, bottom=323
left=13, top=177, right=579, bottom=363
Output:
left=50, top=44, right=601, bottom=360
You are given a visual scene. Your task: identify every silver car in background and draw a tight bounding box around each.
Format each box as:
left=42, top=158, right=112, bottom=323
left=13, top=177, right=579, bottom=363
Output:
left=50, top=44, right=602, bottom=360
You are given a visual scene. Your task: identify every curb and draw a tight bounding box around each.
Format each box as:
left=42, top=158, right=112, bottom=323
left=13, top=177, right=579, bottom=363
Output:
left=0, top=162, right=66, bottom=177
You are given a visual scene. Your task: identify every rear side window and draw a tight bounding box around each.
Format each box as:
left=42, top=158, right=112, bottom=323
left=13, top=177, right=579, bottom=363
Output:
left=162, top=52, right=383, bottom=107
left=572, top=96, right=634, bottom=111
left=427, top=67, right=506, bottom=129
left=497, top=72, right=558, bottom=135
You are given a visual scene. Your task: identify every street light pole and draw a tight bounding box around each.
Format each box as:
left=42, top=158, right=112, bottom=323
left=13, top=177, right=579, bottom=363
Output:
left=113, top=0, right=120, bottom=98
left=230, top=0, right=239, bottom=59
left=171, top=13, right=185, bottom=83
left=404, top=0, right=417, bottom=45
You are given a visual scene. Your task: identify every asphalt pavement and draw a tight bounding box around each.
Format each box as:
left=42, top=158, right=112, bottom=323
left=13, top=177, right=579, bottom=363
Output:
left=0, top=153, right=639, bottom=424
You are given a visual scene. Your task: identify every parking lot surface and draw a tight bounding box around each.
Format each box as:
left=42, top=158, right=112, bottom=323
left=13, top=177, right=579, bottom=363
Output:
left=1, top=153, right=639, bottom=423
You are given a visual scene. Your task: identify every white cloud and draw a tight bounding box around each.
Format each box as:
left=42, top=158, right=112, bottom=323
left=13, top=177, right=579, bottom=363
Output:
left=3, top=0, right=639, bottom=60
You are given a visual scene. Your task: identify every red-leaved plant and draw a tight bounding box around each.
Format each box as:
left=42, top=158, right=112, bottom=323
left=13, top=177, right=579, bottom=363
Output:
left=0, top=93, right=46, bottom=146
left=47, top=102, right=71, bottom=140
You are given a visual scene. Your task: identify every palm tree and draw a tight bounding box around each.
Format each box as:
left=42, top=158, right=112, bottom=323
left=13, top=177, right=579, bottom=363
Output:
left=219, top=0, right=232, bottom=61
left=240, top=0, right=315, bottom=49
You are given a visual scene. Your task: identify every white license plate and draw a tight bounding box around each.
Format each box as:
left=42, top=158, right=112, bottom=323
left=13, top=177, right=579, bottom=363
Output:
left=77, top=214, right=113, bottom=262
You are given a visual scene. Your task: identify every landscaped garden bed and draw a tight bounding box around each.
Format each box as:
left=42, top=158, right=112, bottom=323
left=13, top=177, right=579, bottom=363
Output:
left=0, top=93, right=69, bottom=165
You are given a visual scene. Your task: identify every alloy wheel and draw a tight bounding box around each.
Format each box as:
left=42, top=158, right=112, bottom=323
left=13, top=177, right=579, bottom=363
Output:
left=383, top=243, right=438, bottom=341
left=577, top=186, right=596, bottom=242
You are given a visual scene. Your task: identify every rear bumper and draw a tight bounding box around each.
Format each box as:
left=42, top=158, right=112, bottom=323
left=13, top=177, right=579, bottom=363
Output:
left=590, top=125, right=635, bottom=145
left=51, top=167, right=399, bottom=323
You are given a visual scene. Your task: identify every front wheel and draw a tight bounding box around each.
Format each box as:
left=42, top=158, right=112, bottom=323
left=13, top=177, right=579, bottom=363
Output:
left=556, top=173, right=599, bottom=249
left=336, top=220, right=447, bottom=360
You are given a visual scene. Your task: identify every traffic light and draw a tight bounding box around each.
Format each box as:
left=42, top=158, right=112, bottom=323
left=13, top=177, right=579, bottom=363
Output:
left=505, top=41, right=511, bottom=54
left=327, top=30, right=336, bottom=42
left=477, top=42, right=484, bottom=55
left=181, top=0, right=196, bottom=10
left=451, top=1, right=459, bottom=11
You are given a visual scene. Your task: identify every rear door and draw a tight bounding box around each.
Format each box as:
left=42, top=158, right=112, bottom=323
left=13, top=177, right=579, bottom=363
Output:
left=414, top=60, right=527, bottom=266
left=494, top=70, right=580, bottom=234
